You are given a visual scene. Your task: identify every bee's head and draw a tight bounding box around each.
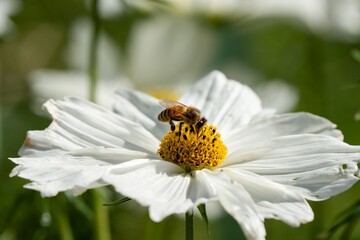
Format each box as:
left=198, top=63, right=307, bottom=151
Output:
left=195, top=117, right=207, bottom=133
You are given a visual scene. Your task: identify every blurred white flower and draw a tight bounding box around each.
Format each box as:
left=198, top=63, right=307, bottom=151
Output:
left=84, top=0, right=123, bottom=19
left=125, top=16, right=218, bottom=88
left=243, top=0, right=329, bottom=29
left=125, top=16, right=298, bottom=112
left=28, top=18, right=130, bottom=110
left=222, top=63, right=299, bottom=112
left=242, top=0, right=360, bottom=41
left=0, top=0, right=21, bottom=37
left=11, top=71, right=360, bottom=240
left=28, top=15, right=299, bottom=116
left=328, top=0, right=360, bottom=38
left=65, top=18, right=122, bottom=79
left=254, top=80, right=298, bottom=113
left=128, top=0, right=360, bottom=41
left=29, top=69, right=132, bottom=110
left=29, top=16, right=218, bottom=109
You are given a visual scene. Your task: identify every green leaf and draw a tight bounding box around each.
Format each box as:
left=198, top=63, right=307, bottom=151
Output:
left=197, top=204, right=210, bottom=238
left=103, top=197, right=132, bottom=206
left=93, top=189, right=111, bottom=240
left=320, top=200, right=360, bottom=239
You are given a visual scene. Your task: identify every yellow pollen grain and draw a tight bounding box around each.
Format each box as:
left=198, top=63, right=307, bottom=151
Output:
left=157, top=123, right=227, bottom=171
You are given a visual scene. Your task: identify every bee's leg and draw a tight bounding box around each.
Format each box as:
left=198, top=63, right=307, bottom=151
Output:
left=170, top=120, right=175, bottom=131
left=190, top=125, right=195, bottom=134
left=178, top=122, right=183, bottom=140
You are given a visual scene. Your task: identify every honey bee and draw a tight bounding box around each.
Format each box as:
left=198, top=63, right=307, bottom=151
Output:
left=158, top=98, right=207, bottom=134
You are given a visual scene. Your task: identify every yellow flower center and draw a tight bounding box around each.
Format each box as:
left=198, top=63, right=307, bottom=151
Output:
left=157, top=123, right=227, bottom=172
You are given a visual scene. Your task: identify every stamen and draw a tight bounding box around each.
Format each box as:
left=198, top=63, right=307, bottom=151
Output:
left=157, top=123, right=228, bottom=171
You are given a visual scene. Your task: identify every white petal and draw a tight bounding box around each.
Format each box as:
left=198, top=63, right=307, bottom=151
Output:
left=263, top=162, right=359, bottom=201
left=179, top=71, right=262, bottom=135
left=189, top=170, right=220, bottom=205
left=11, top=144, right=153, bottom=197
left=218, top=168, right=313, bottom=226
left=224, top=112, right=343, bottom=148
left=103, top=160, right=218, bottom=222
left=9, top=152, right=111, bottom=197
left=39, top=97, right=160, bottom=153
left=104, top=159, right=191, bottom=221
left=226, top=134, right=360, bottom=165
left=113, top=90, right=169, bottom=140
left=225, top=134, right=360, bottom=200
left=202, top=170, right=266, bottom=240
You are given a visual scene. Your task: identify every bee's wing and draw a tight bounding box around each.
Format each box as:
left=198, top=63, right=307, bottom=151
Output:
left=159, top=98, right=186, bottom=108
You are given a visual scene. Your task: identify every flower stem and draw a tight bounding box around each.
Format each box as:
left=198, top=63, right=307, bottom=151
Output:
left=89, top=0, right=100, bottom=102
left=93, top=189, right=111, bottom=240
left=185, top=210, right=194, bottom=240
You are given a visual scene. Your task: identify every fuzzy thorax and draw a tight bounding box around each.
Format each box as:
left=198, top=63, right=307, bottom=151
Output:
left=157, top=123, right=227, bottom=172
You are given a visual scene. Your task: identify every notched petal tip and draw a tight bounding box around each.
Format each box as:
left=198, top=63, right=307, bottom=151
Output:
left=9, top=164, right=20, bottom=177
left=41, top=98, right=59, bottom=120
left=22, top=136, right=35, bottom=148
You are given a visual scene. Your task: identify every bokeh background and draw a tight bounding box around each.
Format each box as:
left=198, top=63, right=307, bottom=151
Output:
left=1, top=0, right=360, bottom=239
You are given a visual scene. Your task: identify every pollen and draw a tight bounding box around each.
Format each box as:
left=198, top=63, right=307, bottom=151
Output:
left=157, top=124, right=227, bottom=172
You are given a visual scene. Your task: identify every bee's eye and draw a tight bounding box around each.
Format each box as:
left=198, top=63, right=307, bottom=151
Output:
left=195, top=118, right=207, bottom=129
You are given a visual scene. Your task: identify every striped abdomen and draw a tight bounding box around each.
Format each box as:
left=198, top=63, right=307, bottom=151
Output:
left=158, top=108, right=182, bottom=122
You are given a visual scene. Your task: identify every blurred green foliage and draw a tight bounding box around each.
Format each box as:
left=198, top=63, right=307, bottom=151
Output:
left=1, top=0, right=360, bottom=240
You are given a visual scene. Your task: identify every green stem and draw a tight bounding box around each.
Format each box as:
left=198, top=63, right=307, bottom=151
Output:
left=93, top=189, right=111, bottom=240
left=186, top=210, right=194, bottom=240
left=89, top=0, right=100, bottom=102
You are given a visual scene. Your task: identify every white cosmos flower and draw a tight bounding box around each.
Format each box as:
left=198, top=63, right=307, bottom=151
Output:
left=10, top=71, right=360, bottom=240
